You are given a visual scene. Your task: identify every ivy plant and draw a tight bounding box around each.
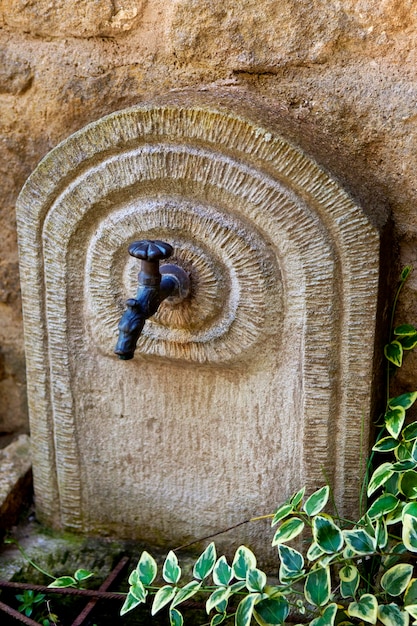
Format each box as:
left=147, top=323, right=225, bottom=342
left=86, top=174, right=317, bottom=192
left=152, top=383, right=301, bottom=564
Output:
left=119, top=266, right=417, bottom=626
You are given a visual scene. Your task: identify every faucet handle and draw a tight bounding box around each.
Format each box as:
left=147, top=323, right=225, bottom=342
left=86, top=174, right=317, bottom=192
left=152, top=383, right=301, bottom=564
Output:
left=128, top=239, right=174, bottom=286
left=128, top=240, right=173, bottom=262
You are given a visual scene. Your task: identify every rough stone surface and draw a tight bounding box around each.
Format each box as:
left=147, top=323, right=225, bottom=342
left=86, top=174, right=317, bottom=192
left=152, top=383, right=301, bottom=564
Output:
left=1, top=0, right=417, bottom=559
left=16, top=102, right=384, bottom=568
left=0, top=434, right=31, bottom=529
left=0, top=0, right=146, bottom=38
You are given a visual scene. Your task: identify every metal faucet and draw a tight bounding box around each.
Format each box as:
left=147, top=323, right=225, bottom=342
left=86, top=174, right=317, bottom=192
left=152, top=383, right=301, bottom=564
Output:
left=114, top=240, right=190, bottom=360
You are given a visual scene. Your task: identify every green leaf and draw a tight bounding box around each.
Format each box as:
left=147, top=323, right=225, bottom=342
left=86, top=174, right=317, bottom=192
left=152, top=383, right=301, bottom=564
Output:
left=137, top=551, right=158, bottom=585
left=405, top=579, right=417, bottom=606
left=152, top=585, right=177, bottom=615
left=310, top=603, right=338, bottom=626
left=373, top=437, right=400, bottom=452
left=206, top=587, right=232, bottom=614
left=394, top=324, right=417, bottom=337
left=385, top=341, right=403, bottom=367
left=253, top=596, right=290, bottom=626
left=277, top=544, right=304, bottom=577
left=247, top=568, right=267, bottom=593
left=403, top=422, right=417, bottom=442
left=404, top=605, right=417, bottom=623
left=129, top=579, right=147, bottom=603
left=383, top=543, right=408, bottom=568
left=401, top=266, right=413, bottom=280
left=170, top=608, right=183, bottom=626
left=378, top=603, right=410, bottom=626
left=171, top=581, right=201, bottom=608
left=400, top=471, right=417, bottom=499
left=368, top=462, right=395, bottom=497
left=376, top=518, right=388, bottom=549
left=230, top=580, right=247, bottom=593
left=303, top=486, right=330, bottom=517
left=343, top=529, right=377, bottom=555
left=290, top=487, right=305, bottom=508
left=120, top=591, right=143, bottom=615
left=74, top=569, right=94, bottom=582
left=48, top=576, right=76, bottom=588
left=392, top=460, right=417, bottom=471
left=389, top=392, right=417, bottom=410
left=399, top=335, right=417, bottom=351
left=307, top=542, right=325, bottom=561
left=213, top=556, right=233, bottom=586
left=271, top=504, right=294, bottom=527
left=348, top=594, right=378, bottom=624
left=232, top=546, right=257, bottom=580
left=312, top=515, right=344, bottom=553
left=367, top=494, right=399, bottom=519
left=211, top=614, right=227, bottom=626
left=339, top=564, right=360, bottom=598
left=163, top=551, right=181, bottom=584
left=272, top=517, right=305, bottom=545
left=193, top=542, right=216, bottom=580
left=236, top=594, right=259, bottom=626
left=402, top=502, right=417, bottom=552
left=304, top=565, right=331, bottom=606
left=381, top=564, right=414, bottom=597
left=385, top=407, right=406, bottom=439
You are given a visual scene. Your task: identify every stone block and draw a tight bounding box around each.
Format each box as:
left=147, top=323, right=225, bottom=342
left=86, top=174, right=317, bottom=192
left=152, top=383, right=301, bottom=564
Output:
left=0, top=434, right=32, bottom=530
left=16, top=97, right=387, bottom=568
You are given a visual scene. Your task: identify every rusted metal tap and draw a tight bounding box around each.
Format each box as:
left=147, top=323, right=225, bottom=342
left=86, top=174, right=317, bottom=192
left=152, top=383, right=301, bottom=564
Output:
left=114, top=240, right=190, bottom=360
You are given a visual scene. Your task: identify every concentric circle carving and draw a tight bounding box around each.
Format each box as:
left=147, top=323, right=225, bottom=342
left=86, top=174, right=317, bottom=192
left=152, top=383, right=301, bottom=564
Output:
left=85, top=199, right=283, bottom=363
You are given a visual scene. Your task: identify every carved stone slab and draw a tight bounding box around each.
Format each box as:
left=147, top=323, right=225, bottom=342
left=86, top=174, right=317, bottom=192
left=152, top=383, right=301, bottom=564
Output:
left=16, top=99, right=382, bottom=566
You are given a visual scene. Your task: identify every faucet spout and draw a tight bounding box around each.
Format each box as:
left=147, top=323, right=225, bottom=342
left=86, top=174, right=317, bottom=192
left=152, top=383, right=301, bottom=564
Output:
left=114, top=240, right=190, bottom=360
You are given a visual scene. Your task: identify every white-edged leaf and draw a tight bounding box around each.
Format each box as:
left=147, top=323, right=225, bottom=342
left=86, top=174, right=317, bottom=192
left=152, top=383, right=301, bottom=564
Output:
left=170, top=607, right=183, bottom=626
left=271, top=504, right=294, bottom=527
left=120, top=591, right=144, bottom=615
left=236, top=593, right=259, bottom=626
left=310, top=603, right=338, bottom=626
left=171, top=581, right=201, bottom=608
left=303, top=486, right=330, bottom=517
left=344, top=528, right=377, bottom=555
left=367, top=462, right=394, bottom=497
left=136, top=551, right=158, bottom=585
left=389, top=392, right=417, bottom=410
left=385, top=407, right=406, bottom=439
left=304, top=565, right=331, bottom=607
left=48, top=576, right=76, bottom=588
left=247, top=568, right=267, bottom=593
left=385, top=341, right=403, bottom=367
left=278, top=544, right=304, bottom=575
left=151, top=585, right=177, bottom=615
left=213, top=556, right=233, bottom=586
left=367, top=494, right=399, bottom=519
left=232, top=546, right=257, bottom=580
left=312, top=515, right=344, bottom=553
left=348, top=594, right=378, bottom=624
left=339, top=564, right=360, bottom=598
left=206, top=587, right=232, bottom=614
left=193, top=542, right=216, bottom=580
left=253, top=595, right=290, bottom=626
left=381, top=564, right=414, bottom=596
left=306, top=541, right=325, bottom=561
left=403, top=502, right=417, bottom=552
left=74, top=569, right=94, bottom=582
left=163, top=551, right=181, bottom=584
left=272, top=517, right=304, bottom=545
left=378, top=603, right=410, bottom=626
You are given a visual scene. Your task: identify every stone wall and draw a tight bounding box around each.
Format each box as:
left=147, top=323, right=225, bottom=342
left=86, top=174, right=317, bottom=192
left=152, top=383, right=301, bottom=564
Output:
left=1, top=0, right=417, bottom=432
